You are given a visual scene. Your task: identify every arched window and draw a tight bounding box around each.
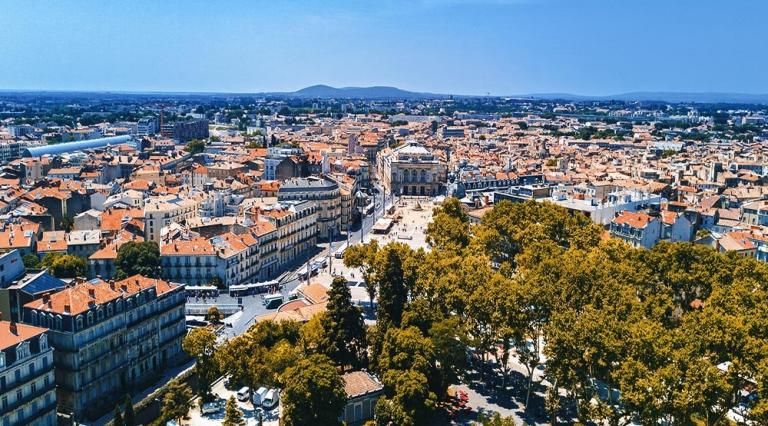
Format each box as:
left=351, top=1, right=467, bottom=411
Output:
left=55, top=315, right=62, bottom=330
left=76, top=315, right=83, bottom=330
left=31, top=311, right=38, bottom=326
left=87, top=312, right=94, bottom=326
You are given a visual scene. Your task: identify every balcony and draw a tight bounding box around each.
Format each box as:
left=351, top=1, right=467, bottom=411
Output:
left=2, top=381, right=55, bottom=414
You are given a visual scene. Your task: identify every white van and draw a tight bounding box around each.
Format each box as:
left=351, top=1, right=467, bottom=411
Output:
left=263, top=389, right=279, bottom=408
left=252, top=387, right=269, bottom=406
left=236, top=387, right=250, bottom=401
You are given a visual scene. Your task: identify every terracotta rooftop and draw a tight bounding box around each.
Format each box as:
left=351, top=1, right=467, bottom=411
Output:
left=0, top=321, right=47, bottom=351
left=24, top=279, right=121, bottom=316
left=343, top=371, right=384, bottom=398
left=612, top=211, right=655, bottom=229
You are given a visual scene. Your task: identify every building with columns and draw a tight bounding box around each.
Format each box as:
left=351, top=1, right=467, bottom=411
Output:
left=377, top=142, right=446, bottom=197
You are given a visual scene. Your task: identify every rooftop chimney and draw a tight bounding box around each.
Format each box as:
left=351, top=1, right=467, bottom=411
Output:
left=88, top=288, right=95, bottom=299
left=64, top=304, right=71, bottom=314
left=9, top=321, right=17, bottom=335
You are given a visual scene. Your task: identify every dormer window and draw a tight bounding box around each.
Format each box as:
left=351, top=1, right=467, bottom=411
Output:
left=40, top=334, right=48, bottom=350
left=16, top=341, right=30, bottom=360
left=76, top=315, right=83, bottom=331
left=0, top=352, right=4, bottom=368
left=87, top=312, right=94, bottom=326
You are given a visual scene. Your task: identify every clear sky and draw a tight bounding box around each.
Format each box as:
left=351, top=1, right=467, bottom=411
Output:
left=1, top=0, right=766, bottom=95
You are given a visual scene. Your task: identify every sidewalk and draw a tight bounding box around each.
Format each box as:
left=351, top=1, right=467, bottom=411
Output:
left=91, top=359, right=195, bottom=426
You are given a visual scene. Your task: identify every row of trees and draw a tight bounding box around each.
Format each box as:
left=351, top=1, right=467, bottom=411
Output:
left=182, top=275, right=368, bottom=425
left=181, top=197, right=768, bottom=424
left=346, top=198, right=768, bottom=425
left=21, top=240, right=161, bottom=281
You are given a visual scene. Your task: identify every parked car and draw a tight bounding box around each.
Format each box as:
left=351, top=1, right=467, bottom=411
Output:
left=236, top=387, right=251, bottom=401
left=201, top=402, right=220, bottom=415
left=263, top=389, right=279, bottom=409
left=252, top=387, right=269, bottom=406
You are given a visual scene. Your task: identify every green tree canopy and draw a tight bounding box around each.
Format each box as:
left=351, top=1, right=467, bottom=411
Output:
left=185, top=139, right=206, bottom=154
left=160, top=380, right=193, bottom=424
left=321, top=276, right=368, bottom=370
left=222, top=396, right=246, bottom=426
left=41, top=253, right=86, bottom=278
left=182, top=327, right=219, bottom=398
left=280, top=354, right=346, bottom=426
left=115, top=241, right=161, bottom=279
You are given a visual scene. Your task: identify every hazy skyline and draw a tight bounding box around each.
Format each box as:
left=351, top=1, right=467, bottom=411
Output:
left=1, top=0, right=766, bottom=96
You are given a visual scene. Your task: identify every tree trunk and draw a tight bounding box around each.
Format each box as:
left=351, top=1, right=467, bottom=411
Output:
left=525, top=370, right=533, bottom=407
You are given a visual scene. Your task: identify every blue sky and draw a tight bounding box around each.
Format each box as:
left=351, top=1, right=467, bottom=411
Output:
left=1, top=0, right=766, bottom=95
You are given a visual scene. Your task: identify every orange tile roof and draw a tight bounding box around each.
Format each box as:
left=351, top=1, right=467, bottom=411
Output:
left=25, top=279, right=121, bottom=316
left=161, top=237, right=216, bottom=256
left=38, top=231, right=68, bottom=253
left=299, top=283, right=329, bottom=304
left=0, top=220, right=40, bottom=250
left=100, top=207, right=144, bottom=232
left=114, top=274, right=178, bottom=296
left=613, top=211, right=655, bottom=229
left=0, top=321, right=47, bottom=351
left=343, top=371, right=383, bottom=398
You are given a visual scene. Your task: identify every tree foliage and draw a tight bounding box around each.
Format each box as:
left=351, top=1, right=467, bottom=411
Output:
left=41, top=253, right=86, bottom=278
left=182, top=327, right=219, bottom=398
left=281, top=354, right=346, bottom=426
left=160, top=380, right=193, bottom=424
left=115, top=241, right=161, bottom=279
left=321, top=276, right=368, bottom=370
left=185, top=139, right=206, bottom=154
left=223, top=396, right=246, bottom=426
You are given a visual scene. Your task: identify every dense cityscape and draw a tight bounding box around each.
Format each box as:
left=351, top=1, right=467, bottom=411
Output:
left=3, top=0, right=768, bottom=424
left=0, top=90, right=767, bottom=426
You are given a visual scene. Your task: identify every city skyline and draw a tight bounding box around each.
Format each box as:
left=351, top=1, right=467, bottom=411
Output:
left=1, top=0, right=767, bottom=96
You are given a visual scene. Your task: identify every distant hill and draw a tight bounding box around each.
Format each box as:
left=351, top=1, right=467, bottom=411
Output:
left=279, top=85, right=449, bottom=99
left=520, top=91, right=768, bottom=104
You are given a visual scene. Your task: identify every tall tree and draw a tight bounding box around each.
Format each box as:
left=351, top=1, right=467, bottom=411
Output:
left=113, top=406, right=124, bottom=426
left=280, top=355, right=346, bottom=426
left=160, top=380, right=193, bottom=425
left=425, top=197, right=470, bottom=252
left=223, top=396, right=246, bottom=426
left=115, top=241, right=161, bottom=279
left=182, top=328, right=218, bottom=398
left=343, top=239, right=380, bottom=306
left=123, top=395, right=135, bottom=426
left=41, top=253, right=86, bottom=278
left=322, top=276, right=368, bottom=370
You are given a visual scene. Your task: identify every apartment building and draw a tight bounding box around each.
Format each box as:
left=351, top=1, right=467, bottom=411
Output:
left=256, top=200, right=318, bottom=270
left=160, top=237, right=219, bottom=285
left=21, top=276, right=186, bottom=421
left=160, top=119, right=209, bottom=143
left=277, top=176, right=341, bottom=236
left=609, top=211, right=663, bottom=249
left=0, top=321, right=57, bottom=426
left=144, top=194, right=205, bottom=242
left=377, top=142, right=446, bottom=197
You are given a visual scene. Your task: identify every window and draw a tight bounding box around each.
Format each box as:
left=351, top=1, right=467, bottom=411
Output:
left=87, top=312, right=93, bottom=326
left=0, top=353, right=4, bottom=368
left=39, top=334, right=48, bottom=350
left=16, top=341, right=30, bottom=360
left=76, top=316, right=84, bottom=331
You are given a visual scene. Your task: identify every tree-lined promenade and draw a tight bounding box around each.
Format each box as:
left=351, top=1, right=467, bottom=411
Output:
left=180, top=198, right=768, bottom=425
